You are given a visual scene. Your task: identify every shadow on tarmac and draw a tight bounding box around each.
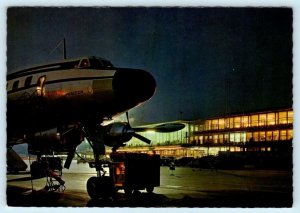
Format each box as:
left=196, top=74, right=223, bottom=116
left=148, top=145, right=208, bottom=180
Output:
left=7, top=185, right=64, bottom=207
left=7, top=185, right=293, bottom=207
left=86, top=192, right=170, bottom=207
left=7, top=176, right=43, bottom=182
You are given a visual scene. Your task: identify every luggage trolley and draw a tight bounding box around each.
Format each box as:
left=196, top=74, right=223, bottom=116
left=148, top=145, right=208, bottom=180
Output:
left=41, top=156, right=65, bottom=192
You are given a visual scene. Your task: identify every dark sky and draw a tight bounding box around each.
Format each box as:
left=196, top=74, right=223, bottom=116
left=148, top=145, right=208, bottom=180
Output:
left=7, top=7, right=293, bottom=125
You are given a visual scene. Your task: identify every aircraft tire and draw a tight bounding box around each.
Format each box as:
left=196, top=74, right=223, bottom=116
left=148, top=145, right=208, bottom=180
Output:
left=87, top=177, right=101, bottom=199
left=99, top=176, right=115, bottom=197
left=87, top=176, right=114, bottom=199
left=124, top=186, right=133, bottom=196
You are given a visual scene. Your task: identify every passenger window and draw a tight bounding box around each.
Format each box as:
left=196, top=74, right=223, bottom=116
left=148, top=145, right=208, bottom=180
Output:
left=12, top=80, right=19, bottom=91
left=37, top=76, right=46, bottom=96
left=24, top=76, right=33, bottom=87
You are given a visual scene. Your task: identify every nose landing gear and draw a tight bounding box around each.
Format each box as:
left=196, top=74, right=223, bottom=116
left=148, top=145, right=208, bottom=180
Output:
left=86, top=165, right=115, bottom=200
left=84, top=125, right=115, bottom=200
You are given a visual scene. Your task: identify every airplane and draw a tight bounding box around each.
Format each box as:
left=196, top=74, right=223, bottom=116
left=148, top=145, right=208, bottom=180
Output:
left=7, top=55, right=185, bottom=198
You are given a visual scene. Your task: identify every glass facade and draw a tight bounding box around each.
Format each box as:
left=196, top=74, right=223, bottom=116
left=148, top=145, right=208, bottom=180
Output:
left=190, top=108, right=293, bottom=144
left=125, top=108, right=293, bottom=157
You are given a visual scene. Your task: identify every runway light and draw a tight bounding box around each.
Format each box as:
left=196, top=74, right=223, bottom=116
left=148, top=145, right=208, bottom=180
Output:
left=147, top=130, right=155, bottom=134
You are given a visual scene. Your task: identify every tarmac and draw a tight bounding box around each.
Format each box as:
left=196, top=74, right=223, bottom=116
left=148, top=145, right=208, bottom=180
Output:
left=6, top=164, right=293, bottom=207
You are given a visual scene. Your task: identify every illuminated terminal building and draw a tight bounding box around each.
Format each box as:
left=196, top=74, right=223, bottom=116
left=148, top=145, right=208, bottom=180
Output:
left=121, top=107, right=293, bottom=158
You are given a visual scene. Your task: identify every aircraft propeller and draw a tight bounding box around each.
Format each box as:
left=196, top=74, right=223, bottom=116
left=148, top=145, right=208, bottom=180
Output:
left=125, top=111, right=151, bottom=144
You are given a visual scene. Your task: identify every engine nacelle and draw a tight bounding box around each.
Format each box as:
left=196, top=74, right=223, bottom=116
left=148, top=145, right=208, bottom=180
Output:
left=27, top=127, right=83, bottom=155
left=103, top=122, right=133, bottom=147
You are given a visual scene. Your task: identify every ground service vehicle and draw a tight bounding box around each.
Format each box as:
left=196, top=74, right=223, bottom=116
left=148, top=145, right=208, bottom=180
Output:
left=87, top=152, right=160, bottom=199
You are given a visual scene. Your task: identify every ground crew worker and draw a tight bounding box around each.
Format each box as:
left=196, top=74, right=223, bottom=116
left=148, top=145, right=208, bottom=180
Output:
left=169, top=161, right=175, bottom=176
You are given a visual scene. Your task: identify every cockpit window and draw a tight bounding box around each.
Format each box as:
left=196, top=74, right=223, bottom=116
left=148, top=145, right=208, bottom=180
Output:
left=89, top=58, right=104, bottom=68
left=102, top=60, right=113, bottom=67
left=78, top=57, right=114, bottom=69
left=79, top=59, right=90, bottom=68
left=89, top=57, right=114, bottom=69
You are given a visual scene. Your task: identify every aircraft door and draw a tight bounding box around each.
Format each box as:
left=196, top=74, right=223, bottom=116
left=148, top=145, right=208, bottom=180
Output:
left=37, top=76, right=46, bottom=96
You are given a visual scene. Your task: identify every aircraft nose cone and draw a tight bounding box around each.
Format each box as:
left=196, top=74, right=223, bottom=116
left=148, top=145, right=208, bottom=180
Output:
left=113, top=68, right=156, bottom=104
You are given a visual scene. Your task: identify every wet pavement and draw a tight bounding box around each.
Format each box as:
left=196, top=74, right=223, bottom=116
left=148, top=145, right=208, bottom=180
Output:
left=6, top=165, right=293, bottom=207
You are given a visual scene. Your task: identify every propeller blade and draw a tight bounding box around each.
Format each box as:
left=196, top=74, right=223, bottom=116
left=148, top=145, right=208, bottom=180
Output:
left=64, top=148, right=75, bottom=169
left=126, top=111, right=130, bottom=125
left=132, top=133, right=151, bottom=144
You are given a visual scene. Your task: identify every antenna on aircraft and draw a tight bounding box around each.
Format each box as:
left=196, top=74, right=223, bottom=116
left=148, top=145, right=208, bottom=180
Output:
left=49, top=38, right=67, bottom=59
left=63, top=38, right=66, bottom=59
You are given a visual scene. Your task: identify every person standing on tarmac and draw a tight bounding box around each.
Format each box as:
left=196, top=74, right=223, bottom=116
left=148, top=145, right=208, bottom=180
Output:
left=169, top=160, right=175, bottom=176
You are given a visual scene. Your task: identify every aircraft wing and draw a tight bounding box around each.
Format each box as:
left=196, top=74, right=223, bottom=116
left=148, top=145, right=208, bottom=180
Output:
left=133, top=123, right=185, bottom=133
left=7, top=138, right=26, bottom=147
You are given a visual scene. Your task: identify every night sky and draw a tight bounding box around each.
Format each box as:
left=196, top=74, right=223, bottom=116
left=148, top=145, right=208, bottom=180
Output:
left=7, top=7, right=293, bottom=125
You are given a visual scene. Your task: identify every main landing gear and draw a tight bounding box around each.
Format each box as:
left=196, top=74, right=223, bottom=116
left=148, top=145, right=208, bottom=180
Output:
left=86, top=172, right=114, bottom=199
left=82, top=122, right=160, bottom=200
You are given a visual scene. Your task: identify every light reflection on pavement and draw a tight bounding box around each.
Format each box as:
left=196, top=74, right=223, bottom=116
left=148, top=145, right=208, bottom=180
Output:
left=7, top=162, right=292, bottom=207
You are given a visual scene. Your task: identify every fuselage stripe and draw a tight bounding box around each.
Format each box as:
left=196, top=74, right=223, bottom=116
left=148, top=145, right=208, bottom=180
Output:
left=7, top=66, right=116, bottom=80
left=7, top=76, right=113, bottom=94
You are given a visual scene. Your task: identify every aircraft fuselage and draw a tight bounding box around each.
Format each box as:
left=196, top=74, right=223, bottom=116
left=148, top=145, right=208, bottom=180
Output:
left=7, top=56, right=156, bottom=140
